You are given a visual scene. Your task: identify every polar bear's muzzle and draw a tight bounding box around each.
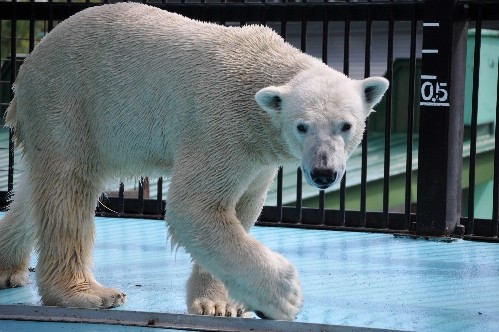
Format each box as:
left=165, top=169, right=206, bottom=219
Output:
left=301, top=151, right=346, bottom=190
left=310, top=167, right=338, bottom=189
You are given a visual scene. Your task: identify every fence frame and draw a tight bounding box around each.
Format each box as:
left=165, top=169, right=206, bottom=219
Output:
left=0, top=0, right=498, bottom=241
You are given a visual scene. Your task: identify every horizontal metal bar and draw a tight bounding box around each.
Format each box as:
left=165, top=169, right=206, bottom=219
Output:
left=0, top=305, right=403, bottom=332
left=257, top=221, right=414, bottom=236
left=0, top=2, right=424, bottom=22
left=95, top=196, right=165, bottom=219
left=260, top=206, right=416, bottom=231
left=459, top=217, right=499, bottom=240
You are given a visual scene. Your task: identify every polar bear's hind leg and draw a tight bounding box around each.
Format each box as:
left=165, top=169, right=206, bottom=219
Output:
left=31, top=160, right=126, bottom=308
left=0, top=176, right=36, bottom=289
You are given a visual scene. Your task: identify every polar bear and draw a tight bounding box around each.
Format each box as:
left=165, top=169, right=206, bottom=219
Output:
left=0, top=3, right=388, bottom=320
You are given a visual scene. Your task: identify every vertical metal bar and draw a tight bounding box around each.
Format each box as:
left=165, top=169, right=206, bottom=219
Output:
left=8, top=1, right=17, bottom=193
left=360, top=2, right=372, bottom=228
left=1, top=18, right=3, bottom=198
left=278, top=6, right=285, bottom=224
left=260, top=0, right=267, bottom=26
left=404, top=7, right=418, bottom=229
left=339, top=1, right=350, bottom=226
left=118, top=182, right=125, bottom=214
left=493, top=58, right=499, bottom=237
left=296, top=168, right=302, bottom=223
left=276, top=166, right=283, bottom=222
left=219, top=0, right=226, bottom=26
left=342, top=2, right=350, bottom=77
left=416, top=0, right=467, bottom=236
left=138, top=177, right=144, bottom=215
left=240, top=0, right=247, bottom=27
left=0, top=8, right=2, bottom=57
left=318, top=190, right=325, bottom=225
left=467, top=10, right=482, bottom=235
left=338, top=181, right=346, bottom=226
left=318, top=9, right=330, bottom=241
left=157, top=177, right=163, bottom=216
left=29, top=0, right=35, bottom=52
left=297, top=2, right=307, bottom=224
left=280, top=4, right=287, bottom=41
left=322, top=1, right=328, bottom=65
left=7, top=79, right=15, bottom=195
left=382, top=2, right=394, bottom=228
left=48, top=0, right=54, bottom=32
left=300, top=1, right=307, bottom=53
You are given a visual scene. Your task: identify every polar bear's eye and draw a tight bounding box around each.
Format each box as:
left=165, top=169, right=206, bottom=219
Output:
left=341, top=123, right=352, bottom=132
left=296, top=123, right=308, bottom=134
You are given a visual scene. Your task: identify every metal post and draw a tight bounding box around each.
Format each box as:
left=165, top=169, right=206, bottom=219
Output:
left=416, top=0, right=467, bottom=236
left=8, top=1, right=17, bottom=194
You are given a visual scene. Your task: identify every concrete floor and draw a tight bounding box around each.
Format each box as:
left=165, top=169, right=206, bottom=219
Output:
left=0, top=213, right=498, bottom=331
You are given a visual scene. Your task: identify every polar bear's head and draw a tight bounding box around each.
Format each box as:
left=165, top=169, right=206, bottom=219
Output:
left=256, top=66, right=389, bottom=189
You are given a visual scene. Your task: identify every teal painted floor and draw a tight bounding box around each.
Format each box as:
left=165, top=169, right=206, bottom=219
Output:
left=0, top=212, right=498, bottom=331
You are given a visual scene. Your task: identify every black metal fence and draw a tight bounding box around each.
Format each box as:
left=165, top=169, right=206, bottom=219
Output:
left=0, top=0, right=498, bottom=242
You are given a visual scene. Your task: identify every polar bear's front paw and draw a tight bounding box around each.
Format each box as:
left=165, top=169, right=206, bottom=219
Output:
left=236, top=252, right=303, bottom=321
left=190, top=298, right=250, bottom=317
left=0, top=269, right=30, bottom=288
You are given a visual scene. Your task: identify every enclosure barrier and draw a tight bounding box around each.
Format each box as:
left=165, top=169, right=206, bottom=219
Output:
left=0, top=0, right=498, bottom=242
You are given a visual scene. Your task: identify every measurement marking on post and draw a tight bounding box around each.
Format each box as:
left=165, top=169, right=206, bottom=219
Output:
left=420, top=102, right=450, bottom=107
left=420, top=16, right=450, bottom=109
left=420, top=74, right=449, bottom=107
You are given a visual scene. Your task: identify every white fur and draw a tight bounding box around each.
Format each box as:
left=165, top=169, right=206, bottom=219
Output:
left=0, top=3, right=388, bottom=320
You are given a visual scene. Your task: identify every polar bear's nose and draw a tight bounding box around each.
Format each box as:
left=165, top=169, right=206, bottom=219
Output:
left=310, top=168, right=337, bottom=189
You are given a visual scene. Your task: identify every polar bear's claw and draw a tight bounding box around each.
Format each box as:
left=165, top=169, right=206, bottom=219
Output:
left=100, top=291, right=127, bottom=308
left=191, top=298, right=249, bottom=318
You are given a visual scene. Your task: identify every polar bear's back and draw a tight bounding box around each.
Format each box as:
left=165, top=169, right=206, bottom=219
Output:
left=14, top=3, right=314, bottom=117
left=20, top=3, right=306, bottom=82
left=10, top=3, right=317, bottom=174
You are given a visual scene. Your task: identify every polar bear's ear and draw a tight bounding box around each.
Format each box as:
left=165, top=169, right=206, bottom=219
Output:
left=255, top=86, right=286, bottom=116
left=360, top=77, right=389, bottom=110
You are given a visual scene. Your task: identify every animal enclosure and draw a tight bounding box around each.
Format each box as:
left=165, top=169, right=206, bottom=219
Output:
left=2, top=0, right=497, bottom=240
left=0, top=1, right=498, bottom=331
